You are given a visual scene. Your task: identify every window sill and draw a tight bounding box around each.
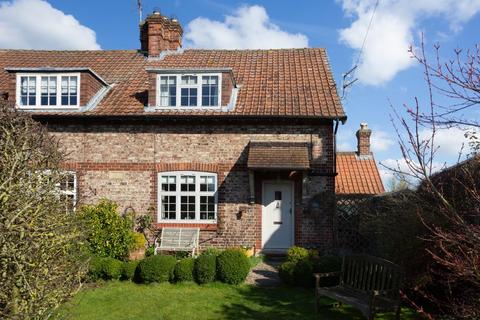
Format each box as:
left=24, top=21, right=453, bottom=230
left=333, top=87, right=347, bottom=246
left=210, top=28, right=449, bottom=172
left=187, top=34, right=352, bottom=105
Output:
left=154, top=222, right=217, bottom=231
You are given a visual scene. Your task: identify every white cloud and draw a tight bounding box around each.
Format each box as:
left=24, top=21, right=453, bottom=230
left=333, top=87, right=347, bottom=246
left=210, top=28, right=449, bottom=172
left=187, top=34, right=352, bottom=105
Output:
left=371, top=129, right=394, bottom=152
left=379, top=157, right=445, bottom=190
left=338, top=0, right=480, bottom=85
left=184, top=5, right=308, bottom=49
left=419, top=127, right=471, bottom=157
left=0, top=0, right=100, bottom=50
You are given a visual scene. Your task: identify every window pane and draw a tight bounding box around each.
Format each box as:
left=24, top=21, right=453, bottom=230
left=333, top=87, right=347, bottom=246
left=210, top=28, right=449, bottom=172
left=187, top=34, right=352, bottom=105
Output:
left=200, top=175, right=215, bottom=192
left=161, top=195, right=176, bottom=220
left=180, top=176, right=195, bottom=192
left=180, top=195, right=195, bottom=220
left=161, top=175, right=176, bottom=191
left=200, top=195, right=215, bottom=220
left=70, top=95, right=77, bottom=105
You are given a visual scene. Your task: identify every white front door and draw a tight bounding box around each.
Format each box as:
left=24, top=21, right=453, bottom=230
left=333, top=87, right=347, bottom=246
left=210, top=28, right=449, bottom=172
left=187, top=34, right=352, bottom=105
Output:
left=262, top=181, right=294, bottom=250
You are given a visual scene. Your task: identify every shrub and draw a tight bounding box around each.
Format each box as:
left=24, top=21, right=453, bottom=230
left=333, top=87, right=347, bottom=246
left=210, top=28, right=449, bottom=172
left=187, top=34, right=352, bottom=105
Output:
left=216, top=248, right=251, bottom=285
left=174, top=258, right=195, bottom=282
left=88, top=256, right=105, bottom=281
left=0, top=103, right=88, bottom=319
left=201, top=247, right=222, bottom=257
left=122, top=260, right=139, bottom=281
left=279, top=261, right=296, bottom=285
left=136, top=255, right=176, bottom=283
left=79, top=199, right=135, bottom=260
left=286, top=246, right=309, bottom=263
left=131, top=232, right=146, bottom=250
left=145, top=245, right=155, bottom=257
left=194, top=254, right=217, bottom=284
left=102, top=258, right=123, bottom=280
left=88, top=257, right=123, bottom=281
left=293, top=259, right=314, bottom=287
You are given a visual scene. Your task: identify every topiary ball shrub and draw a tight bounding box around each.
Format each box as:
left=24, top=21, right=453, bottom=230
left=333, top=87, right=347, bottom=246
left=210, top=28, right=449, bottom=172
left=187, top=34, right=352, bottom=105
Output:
left=88, top=256, right=105, bottom=281
left=201, top=247, right=222, bottom=257
left=216, top=248, right=251, bottom=285
left=286, top=246, right=309, bottom=263
left=194, top=254, right=217, bottom=284
left=278, top=261, right=296, bottom=285
left=102, top=257, right=124, bottom=280
left=136, top=255, right=176, bottom=283
left=88, top=257, right=123, bottom=281
left=122, top=260, right=139, bottom=281
left=174, top=258, right=195, bottom=282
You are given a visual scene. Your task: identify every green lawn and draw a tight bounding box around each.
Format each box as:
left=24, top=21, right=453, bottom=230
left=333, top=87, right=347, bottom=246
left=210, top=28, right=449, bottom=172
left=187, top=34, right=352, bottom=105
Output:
left=59, top=281, right=419, bottom=320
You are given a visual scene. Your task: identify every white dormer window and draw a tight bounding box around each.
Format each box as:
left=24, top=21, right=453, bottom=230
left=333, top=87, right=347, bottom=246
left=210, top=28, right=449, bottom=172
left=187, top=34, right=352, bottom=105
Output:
left=16, top=73, right=80, bottom=108
left=156, top=73, right=221, bottom=108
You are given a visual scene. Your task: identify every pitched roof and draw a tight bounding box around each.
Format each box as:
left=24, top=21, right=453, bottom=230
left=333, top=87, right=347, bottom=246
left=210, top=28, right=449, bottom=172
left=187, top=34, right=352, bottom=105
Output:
left=0, top=48, right=345, bottom=119
left=336, top=152, right=385, bottom=195
left=248, top=142, right=310, bottom=170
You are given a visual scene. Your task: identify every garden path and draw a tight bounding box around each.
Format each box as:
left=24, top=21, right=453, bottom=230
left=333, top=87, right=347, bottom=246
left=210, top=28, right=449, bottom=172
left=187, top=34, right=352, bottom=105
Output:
left=246, top=259, right=282, bottom=287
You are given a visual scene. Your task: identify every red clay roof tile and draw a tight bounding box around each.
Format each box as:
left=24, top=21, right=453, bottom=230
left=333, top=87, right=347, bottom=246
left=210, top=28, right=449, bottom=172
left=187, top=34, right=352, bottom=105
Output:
left=0, top=48, right=345, bottom=119
left=336, top=152, right=385, bottom=195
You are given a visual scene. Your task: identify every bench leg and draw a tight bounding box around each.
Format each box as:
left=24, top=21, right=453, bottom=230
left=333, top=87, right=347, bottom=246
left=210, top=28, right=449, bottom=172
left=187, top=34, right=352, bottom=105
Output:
left=395, top=305, right=401, bottom=319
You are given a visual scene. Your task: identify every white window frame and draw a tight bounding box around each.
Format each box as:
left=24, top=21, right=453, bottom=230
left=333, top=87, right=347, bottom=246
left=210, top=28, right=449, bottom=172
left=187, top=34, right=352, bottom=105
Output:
left=158, top=171, right=218, bottom=224
left=58, top=171, right=77, bottom=212
left=155, top=73, right=222, bottom=109
left=16, top=73, right=81, bottom=109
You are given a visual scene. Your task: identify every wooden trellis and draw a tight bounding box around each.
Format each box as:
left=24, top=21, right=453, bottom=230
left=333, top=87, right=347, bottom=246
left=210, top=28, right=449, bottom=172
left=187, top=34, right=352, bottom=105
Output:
left=334, top=195, right=372, bottom=253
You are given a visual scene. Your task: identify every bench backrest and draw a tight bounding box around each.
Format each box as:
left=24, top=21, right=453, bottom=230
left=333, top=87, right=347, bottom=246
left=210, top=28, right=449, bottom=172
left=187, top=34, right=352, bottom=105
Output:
left=340, top=255, right=403, bottom=294
left=159, top=228, right=199, bottom=250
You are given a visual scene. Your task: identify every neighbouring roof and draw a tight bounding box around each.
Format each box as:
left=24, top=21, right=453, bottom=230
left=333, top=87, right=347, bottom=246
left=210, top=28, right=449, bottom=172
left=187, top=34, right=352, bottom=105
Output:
left=0, top=48, right=345, bottom=120
left=248, top=142, right=310, bottom=170
left=336, top=152, right=385, bottom=195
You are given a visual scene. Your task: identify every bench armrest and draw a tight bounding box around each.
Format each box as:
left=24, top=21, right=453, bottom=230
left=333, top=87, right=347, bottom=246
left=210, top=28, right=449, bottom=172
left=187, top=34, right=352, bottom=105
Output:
left=371, top=289, right=400, bottom=296
left=314, top=272, right=341, bottom=288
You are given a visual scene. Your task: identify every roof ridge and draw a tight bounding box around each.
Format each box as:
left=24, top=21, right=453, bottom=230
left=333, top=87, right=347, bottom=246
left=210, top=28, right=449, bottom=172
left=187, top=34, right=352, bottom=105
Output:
left=181, top=47, right=325, bottom=53
left=0, top=49, right=140, bottom=53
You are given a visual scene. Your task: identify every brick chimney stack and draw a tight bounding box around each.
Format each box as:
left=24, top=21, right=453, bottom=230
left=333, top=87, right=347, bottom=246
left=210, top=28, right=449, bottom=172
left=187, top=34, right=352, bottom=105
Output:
left=140, top=10, right=183, bottom=56
left=356, top=123, right=372, bottom=156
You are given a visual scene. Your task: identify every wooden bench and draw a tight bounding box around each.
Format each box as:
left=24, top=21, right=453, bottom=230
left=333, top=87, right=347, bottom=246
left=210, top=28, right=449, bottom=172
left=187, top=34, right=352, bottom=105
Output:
left=154, top=227, right=200, bottom=257
left=315, top=255, right=403, bottom=320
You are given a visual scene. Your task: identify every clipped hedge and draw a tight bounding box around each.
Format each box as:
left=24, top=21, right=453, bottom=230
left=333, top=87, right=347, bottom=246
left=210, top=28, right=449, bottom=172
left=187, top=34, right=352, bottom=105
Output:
left=194, top=254, right=216, bottom=284
left=286, top=246, right=309, bottom=263
left=122, top=260, right=139, bottom=281
left=216, top=248, right=251, bottom=285
left=136, top=255, right=176, bottom=283
left=88, top=256, right=123, bottom=281
left=174, top=257, right=195, bottom=282
left=278, top=261, right=296, bottom=285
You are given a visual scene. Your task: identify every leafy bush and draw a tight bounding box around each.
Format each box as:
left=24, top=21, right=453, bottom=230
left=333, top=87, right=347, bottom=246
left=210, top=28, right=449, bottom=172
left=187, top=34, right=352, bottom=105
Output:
left=102, top=258, right=123, bottom=280
left=286, top=246, right=309, bottom=263
left=216, top=248, right=251, bottom=285
left=88, top=256, right=106, bottom=281
left=174, top=258, right=195, bottom=282
left=122, top=260, right=139, bottom=281
left=279, top=261, right=296, bottom=285
left=136, top=255, right=176, bottom=283
left=131, top=232, right=146, bottom=250
left=88, top=257, right=123, bottom=281
left=194, top=254, right=217, bottom=284
left=293, top=259, right=314, bottom=287
left=0, top=103, right=88, bottom=319
left=280, top=246, right=341, bottom=287
left=145, top=245, right=155, bottom=257
left=79, top=199, right=135, bottom=260
left=201, top=247, right=222, bottom=257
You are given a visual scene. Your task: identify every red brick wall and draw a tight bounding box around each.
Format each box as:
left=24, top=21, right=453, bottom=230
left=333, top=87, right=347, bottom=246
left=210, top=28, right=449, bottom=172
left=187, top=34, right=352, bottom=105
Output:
left=52, top=122, right=335, bottom=252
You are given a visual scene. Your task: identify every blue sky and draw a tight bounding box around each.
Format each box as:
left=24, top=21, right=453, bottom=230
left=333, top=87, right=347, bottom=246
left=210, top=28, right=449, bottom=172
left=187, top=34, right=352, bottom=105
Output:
left=1, top=0, right=479, bottom=188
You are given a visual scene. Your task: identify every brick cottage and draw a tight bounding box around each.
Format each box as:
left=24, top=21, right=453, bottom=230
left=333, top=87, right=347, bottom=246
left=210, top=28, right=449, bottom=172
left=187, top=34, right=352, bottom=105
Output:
left=0, top=11, right=384, bottom=253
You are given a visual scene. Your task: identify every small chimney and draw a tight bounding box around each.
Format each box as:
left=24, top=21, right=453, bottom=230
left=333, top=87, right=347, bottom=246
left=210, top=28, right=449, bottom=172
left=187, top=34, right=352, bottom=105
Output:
left=356, top=122, right=372, bottom=156
left=140, top=11, right=183, bottom=56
